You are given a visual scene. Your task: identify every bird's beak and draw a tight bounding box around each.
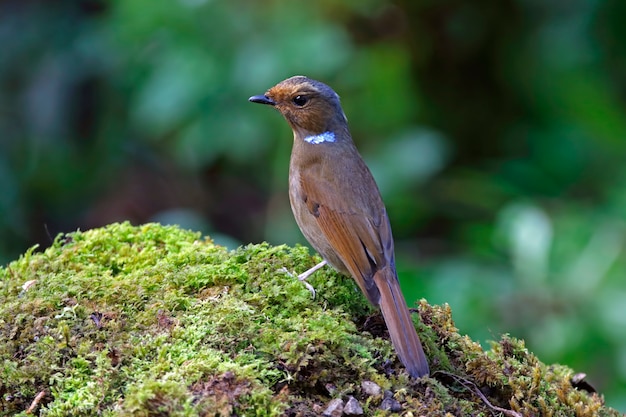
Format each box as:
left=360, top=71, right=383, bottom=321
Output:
left=249, top=95, right=276, bottom=106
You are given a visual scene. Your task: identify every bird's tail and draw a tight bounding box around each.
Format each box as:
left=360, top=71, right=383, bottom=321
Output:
left=374, top=266, right=429, bottom=378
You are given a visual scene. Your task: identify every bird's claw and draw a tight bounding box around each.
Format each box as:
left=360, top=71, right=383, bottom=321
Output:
left=298, top=275, right=317, bottom=298
left=278, top=267, right=317, bottom=298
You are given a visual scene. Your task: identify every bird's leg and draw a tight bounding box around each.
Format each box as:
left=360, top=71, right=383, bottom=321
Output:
left=297, top=259, right=327, bottom=297
left=279, top=260, right=327, bottom=298
left=298, top=259, right=327, bottom=280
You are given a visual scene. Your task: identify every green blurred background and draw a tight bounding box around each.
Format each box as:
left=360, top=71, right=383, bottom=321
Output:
left=1, top=0, right=625, bottom=410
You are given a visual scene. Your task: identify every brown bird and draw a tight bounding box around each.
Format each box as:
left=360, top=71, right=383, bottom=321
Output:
left=249, top=76, right=429, bottom=378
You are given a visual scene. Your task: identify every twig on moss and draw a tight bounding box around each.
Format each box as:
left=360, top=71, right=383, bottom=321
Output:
left=25, top=390, right=46, bottom=414
left=436, top=371, right=522, bottom=417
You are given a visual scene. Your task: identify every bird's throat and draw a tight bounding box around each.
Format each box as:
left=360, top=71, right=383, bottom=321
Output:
left=303, top=131, right=336, bottom=144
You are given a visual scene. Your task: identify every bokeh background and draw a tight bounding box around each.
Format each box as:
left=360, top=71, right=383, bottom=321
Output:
left=1, top=0, right=626, bottom=410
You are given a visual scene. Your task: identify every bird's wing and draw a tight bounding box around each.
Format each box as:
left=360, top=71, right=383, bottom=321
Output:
left=298, top=165, right=394, bottom=305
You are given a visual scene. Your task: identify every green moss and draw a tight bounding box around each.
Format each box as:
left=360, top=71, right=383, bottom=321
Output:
left=0, top=222, right=621, bottom=416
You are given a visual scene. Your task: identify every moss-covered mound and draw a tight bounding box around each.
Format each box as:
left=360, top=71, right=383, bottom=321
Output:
left=0, top=222, right=620, bottom=416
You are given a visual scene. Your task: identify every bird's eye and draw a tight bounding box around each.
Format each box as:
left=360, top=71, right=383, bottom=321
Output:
left=292, top=95, right=308, bottom=107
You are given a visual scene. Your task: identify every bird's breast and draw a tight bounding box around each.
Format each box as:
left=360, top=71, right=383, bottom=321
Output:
left=288, top=153, right=350, bottom=275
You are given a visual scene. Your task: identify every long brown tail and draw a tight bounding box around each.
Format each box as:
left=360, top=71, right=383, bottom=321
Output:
left=373, top=266, right=429, bottom=378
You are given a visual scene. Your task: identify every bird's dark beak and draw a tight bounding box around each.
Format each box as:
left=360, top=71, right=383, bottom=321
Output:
left=249, top=95, right=276, bottom=106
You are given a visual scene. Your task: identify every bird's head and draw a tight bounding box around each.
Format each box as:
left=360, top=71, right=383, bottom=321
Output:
left=249, top=76, right=348, bottom=139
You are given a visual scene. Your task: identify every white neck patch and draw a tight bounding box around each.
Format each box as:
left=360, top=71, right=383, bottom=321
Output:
left=303, top=131, right=336, bottom=144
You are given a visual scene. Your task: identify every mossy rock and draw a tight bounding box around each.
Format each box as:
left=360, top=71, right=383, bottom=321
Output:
left=0, top=222, right=620, bottom=416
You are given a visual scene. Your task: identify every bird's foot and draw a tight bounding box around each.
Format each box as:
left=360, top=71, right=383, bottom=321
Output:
left=278, top=260, right=327, bottom=298
left=278, top=267, right=316, bottom=297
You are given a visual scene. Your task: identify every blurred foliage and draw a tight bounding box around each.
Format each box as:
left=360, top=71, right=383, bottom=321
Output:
left=1, top=0, right=625, bottom=411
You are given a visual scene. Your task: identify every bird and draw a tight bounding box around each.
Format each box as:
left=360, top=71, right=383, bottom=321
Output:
left=249, top=75, right=429, bottom=378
